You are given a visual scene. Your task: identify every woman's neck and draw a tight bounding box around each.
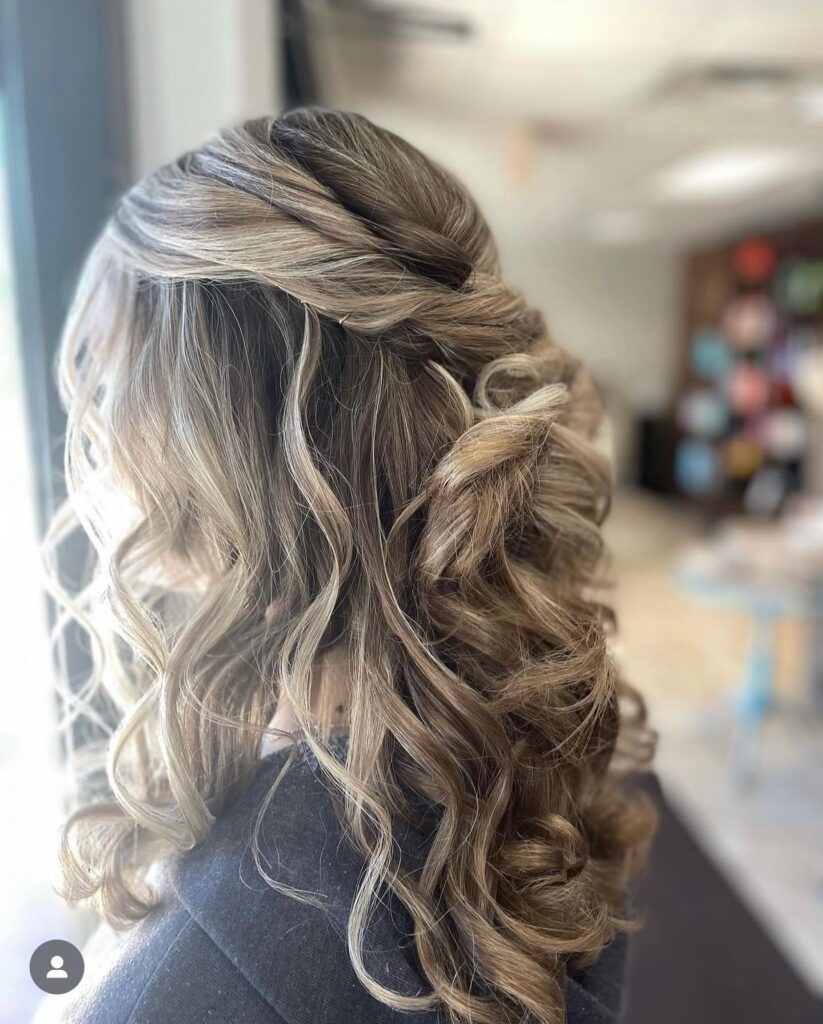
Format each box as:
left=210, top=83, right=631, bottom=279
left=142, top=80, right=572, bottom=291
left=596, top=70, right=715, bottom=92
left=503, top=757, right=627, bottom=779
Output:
left=259, top=651, right=350, bottom=757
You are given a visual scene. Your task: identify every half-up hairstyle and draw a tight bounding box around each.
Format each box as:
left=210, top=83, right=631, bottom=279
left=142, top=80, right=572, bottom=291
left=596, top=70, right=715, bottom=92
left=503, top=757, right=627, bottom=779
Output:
left=47, top=109, right=654, bottom=1024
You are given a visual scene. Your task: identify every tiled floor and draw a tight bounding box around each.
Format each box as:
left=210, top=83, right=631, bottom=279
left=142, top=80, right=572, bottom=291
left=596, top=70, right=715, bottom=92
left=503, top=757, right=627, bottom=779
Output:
left=606, top=490, right=809, bottom=710
left=607, top=489, right=823, bottom=999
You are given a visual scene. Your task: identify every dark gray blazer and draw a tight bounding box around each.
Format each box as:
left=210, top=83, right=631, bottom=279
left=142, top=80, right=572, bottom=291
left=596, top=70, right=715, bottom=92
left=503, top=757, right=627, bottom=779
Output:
left=39, top=739, right=627, bottom=1024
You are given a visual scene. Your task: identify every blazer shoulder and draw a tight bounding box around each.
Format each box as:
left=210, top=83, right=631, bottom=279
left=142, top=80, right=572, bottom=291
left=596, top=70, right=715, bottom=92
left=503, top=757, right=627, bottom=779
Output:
left=33, top=902, right=285, bottom=1024
left=171, top=747, right=439, bottom=1024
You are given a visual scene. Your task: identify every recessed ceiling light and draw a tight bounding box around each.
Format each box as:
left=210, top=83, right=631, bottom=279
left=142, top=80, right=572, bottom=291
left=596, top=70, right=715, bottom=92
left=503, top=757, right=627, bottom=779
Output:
left=585, top=210, right=650, bottom=245
left=650, top=147, right=811, bottom=202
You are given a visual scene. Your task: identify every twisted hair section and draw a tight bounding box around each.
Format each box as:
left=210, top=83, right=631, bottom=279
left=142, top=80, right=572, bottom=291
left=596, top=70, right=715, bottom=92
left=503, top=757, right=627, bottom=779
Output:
left=47, top=109, right=654, bottom=1024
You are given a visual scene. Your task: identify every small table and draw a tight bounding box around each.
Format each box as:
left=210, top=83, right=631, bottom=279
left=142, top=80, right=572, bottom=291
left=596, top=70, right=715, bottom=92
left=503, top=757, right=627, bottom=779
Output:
left=677, top=520, right=821, bottom=786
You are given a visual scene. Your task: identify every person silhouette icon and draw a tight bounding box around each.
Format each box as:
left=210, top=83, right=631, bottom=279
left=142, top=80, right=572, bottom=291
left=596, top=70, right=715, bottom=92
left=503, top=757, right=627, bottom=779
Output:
left=30, top=939, right=83, bottom=993
left=46, top=954, right=69, bottom=980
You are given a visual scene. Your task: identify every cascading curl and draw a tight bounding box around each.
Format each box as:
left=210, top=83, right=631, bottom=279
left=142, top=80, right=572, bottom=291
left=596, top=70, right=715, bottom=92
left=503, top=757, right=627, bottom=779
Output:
left=47, top=108, right=654, bottom=1024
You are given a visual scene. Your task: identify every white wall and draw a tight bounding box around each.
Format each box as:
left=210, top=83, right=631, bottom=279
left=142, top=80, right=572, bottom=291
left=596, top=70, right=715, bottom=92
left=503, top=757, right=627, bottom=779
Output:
left=497, top=239, right=683, bottom=479
left=500, top=240, right=682, bottom=413
left=125, top=0, right=280, bottom=177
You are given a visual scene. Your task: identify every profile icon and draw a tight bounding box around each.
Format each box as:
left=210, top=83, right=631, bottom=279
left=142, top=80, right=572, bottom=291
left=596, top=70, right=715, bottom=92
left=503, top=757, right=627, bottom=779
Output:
left=30, top=939, right=84, bottom=995
left=46, top=954, right=69, bottom=979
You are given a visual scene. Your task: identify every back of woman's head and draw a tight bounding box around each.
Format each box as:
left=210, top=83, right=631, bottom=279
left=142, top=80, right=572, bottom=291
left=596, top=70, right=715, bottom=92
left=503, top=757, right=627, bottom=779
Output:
left=50, top=108, right=653, bottom=1024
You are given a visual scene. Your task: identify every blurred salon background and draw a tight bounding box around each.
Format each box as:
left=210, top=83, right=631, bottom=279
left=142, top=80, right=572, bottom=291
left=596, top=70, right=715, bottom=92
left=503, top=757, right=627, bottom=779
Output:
left=1, top=2, right=822, bottom=1021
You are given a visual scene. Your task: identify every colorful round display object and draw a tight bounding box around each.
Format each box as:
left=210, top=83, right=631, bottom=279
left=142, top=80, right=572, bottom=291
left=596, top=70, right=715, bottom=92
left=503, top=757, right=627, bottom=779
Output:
left=770, top=378, right=794, bottom=406
left=774, top=258, right=823, bottom=316
left=675, top=439, right=720, bottom=496
left=690, top=328, right=730, bottom=380
left=773, top=327, right=822, bottom=400
left=721, top=294, right=777, bottom=351
left=727, top=363, right=770, bottom=417
left=772, top=337, right=801, bottom=382
left=763, top=407, right=807, bottom=461
left=732, top=238, right=777, bottom=284
left=723, top=435, right=763, bottom=480
left=677, top=389, right=729, bottom=439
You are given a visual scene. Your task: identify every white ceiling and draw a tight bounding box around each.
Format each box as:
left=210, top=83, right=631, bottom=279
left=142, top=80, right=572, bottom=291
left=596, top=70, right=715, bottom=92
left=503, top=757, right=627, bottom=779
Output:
left=315, top=0, right=823, bottom=249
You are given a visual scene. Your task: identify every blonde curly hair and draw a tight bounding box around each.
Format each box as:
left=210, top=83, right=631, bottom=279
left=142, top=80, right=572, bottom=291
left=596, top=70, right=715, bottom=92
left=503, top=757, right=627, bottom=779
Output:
left=47, top=109, right=654, bottom=1024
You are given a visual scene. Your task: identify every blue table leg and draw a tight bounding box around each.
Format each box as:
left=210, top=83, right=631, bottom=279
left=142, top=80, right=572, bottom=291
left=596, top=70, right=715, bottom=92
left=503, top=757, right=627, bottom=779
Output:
left=731, top=604, right=778, bottom=788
